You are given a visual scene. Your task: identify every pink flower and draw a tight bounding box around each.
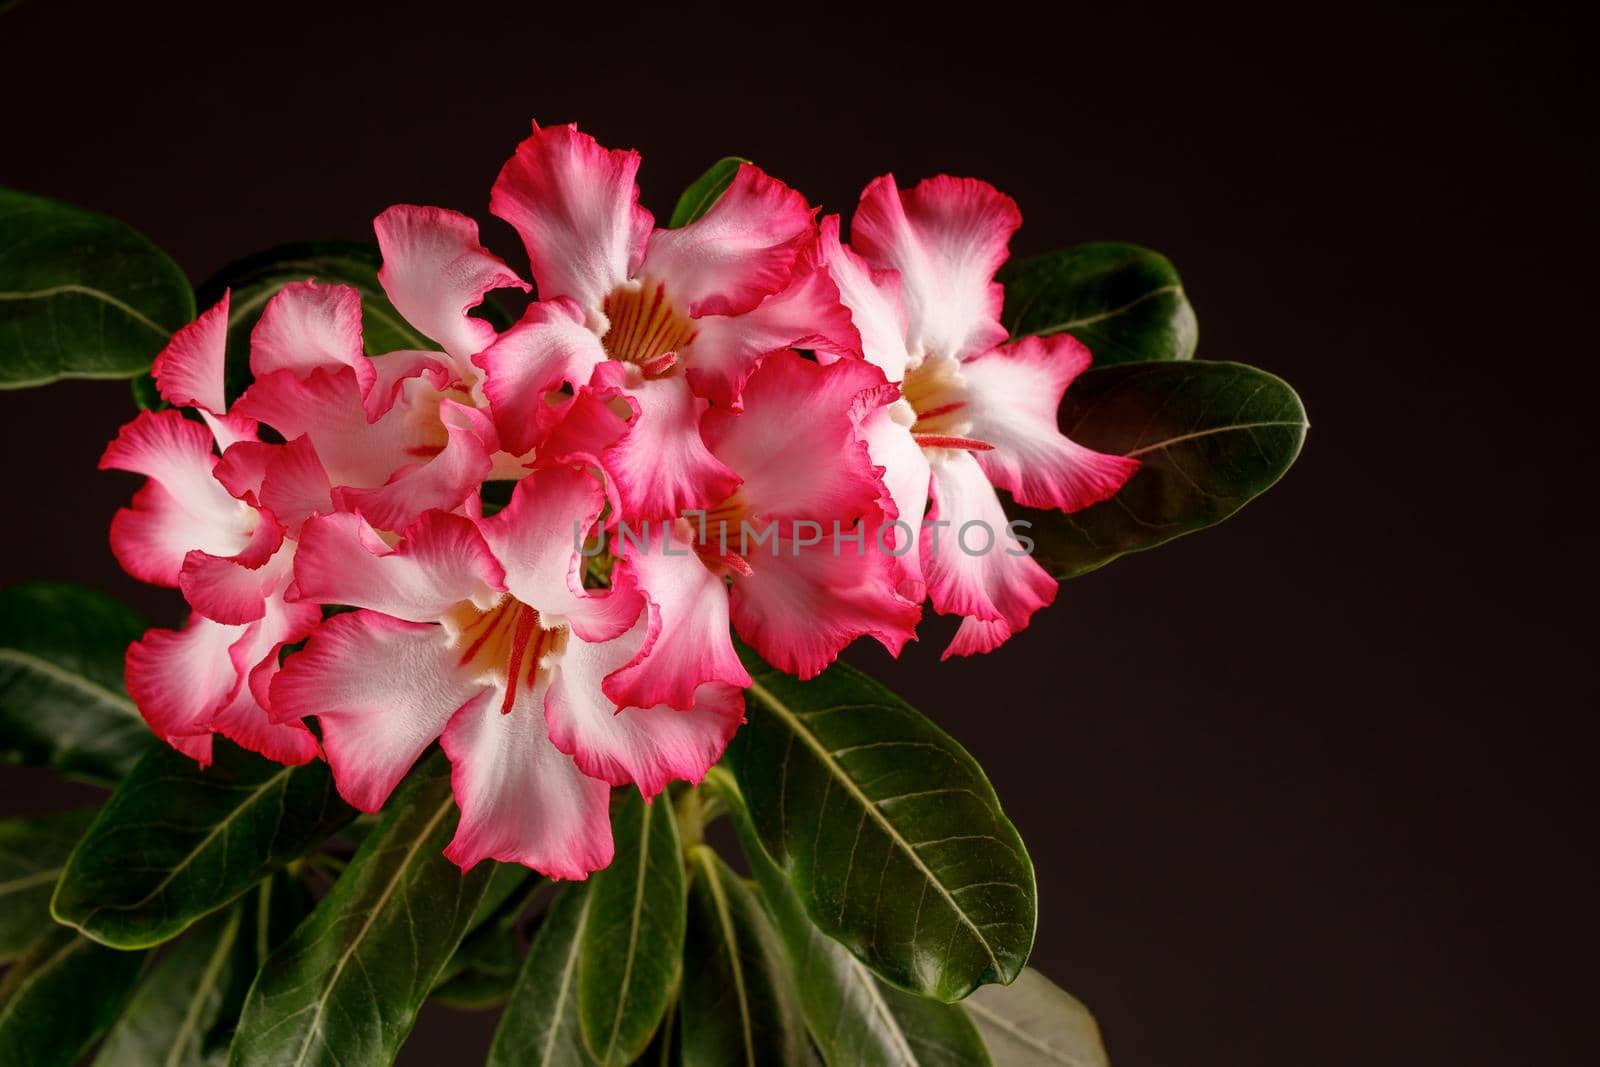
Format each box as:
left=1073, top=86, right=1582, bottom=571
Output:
left=271, top=466, right=742, bottom=877
left=230, top=206, right=532, bottom=534
left=604, top=352, right=921, bottom=707
left=101, top=295, right=321, bottom=766
left=821, top=176, right=1141, bottom=656
left=475, top=123, right=859, bottom=523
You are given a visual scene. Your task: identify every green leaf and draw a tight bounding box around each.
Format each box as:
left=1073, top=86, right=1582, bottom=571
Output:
left=1006, top=360, right=1308, bottom=580
left=0, top=187, right=193, bottom=388
left=579, top=790, right=687, bottom=1065
left=668, top=158, right=749, bottom=228
left=712, top=770, right=990, bottom=1067
left=196, top=241, right=517, bottom=405
left=998, top=242, right=1196, bottom=365
left=227, top=751, right=493, bottom=1067
left=52, top=739, right=354, bottom=949
left=0, top=582, right=156, bottom=785
left=431, top=864, right=540, bottom=1010
left=0, top=926, right=147, bottom=1066
left=92, top=904, right=248, bottom=1067
left=488, top=883, right=598, bottom=1067
left=964, top=967, right=1109, bottom=1067
left=0, top=808, right=95, bottom=963
left=725, top=648, right=1035, bottom=1002
left=680, top=845, right=810, bottom=1067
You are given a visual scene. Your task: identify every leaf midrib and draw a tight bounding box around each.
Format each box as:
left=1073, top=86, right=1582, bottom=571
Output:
left=695, top=850, right=756, bottom=1066
left=966, top=996, right=1098, bottom=1067
left=1123, top=418, right=1306, bottom=458
left=0, top=283, right=172, bottom=338
left=0, top=649, right=139, bottom=716
left=744, top=677, right=1004, bottom=977
left=286, top=792, right=456, bottom=1067
left=601, top=802, right=656, bottom=1064
left=58, top=765, right=299, bottom=933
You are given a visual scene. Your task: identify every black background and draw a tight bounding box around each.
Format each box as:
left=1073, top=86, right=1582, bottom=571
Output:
left=1, top=2, right=1593, bottom=1064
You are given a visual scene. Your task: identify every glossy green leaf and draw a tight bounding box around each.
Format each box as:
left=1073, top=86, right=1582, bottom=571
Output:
left=52, top=739, right=354, bottom=948
left=712, top=770, right=990, bottom=1067
left=227, top=751, right=492, bottom=1067
left=196, top=241, right=516, bottom=405
left=488, top=883, right=598, bottom=1067
left=964, top=967, right=1109, bottom=1067
left=580, top=791, right=687, bottom=1065
left=998, top=242, right=1196, bottom=365
left=0, top=582, right=155, bottom=785
left=0, top=186, right=193, bottom=388
left=0, top=926, right=147, bottom=1066
left=1006, top=360, right=1308, bottom=580
left=0, top=808, right=94, bottom=962
left=668, top=158, right=749, bottom=228
left=725, top=649, right=1035, bottom=1002
left=680, top=845, right=810, bottom=1067
left=92, top=904, right=248, bottom=1067
left=432, top=864, right=540, bottom=1010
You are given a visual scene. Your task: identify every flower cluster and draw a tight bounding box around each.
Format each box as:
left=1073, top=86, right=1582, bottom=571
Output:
left=103, top=122, right=1137, bottom=877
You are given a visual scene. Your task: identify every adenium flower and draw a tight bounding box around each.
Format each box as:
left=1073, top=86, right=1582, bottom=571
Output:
left=474, top=123, right=858, bottom=523
left=821, top=176, right=1141, bottom=656
left=229, top=205, right=532, bottom=534
left=602, top=351, right=921, bottom=707
left=270, top=465, right=742, bottom=876
left=102, top=296, right=321, bottom=766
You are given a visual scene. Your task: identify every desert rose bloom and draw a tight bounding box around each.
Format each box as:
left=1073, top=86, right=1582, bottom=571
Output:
left=475, top=123, right=858, bottom=523
left=271, top=464, right=743, bottom=876
left=588, top=351, right=920, bottom=708
left=821, top=177, right=1140, bottom=656
left=230, top=205, right=532, bottom=534
left=101, top=295, right=321, bottom=766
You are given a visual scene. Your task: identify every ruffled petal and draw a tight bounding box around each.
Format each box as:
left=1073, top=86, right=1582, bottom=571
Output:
left=125, top=614, right=245, bottom=765
left=374, top=205, right=529, bottom=364
left=850, top=174, right=1019, bottom=363
left=490, top=122, right=652, bottom=321
left=729, top=529, right=921, bottom=679
left=473, top=298, right=609, bottom=456
left=271, top=611, right=485, bottom=811
left=592, top=373, right=740, bottom=523
left=232, top=366, right=445, bottom=494
left=961, top=335, right=1140, bottom=511
left=700, top=352, right=888, bottom=531
left=257, top=435, right=334, bottom=534
left=858, top=404, right=930, bottom=603
left=332, top=399, right=496, bottom=531
left=818, top=214, right=913, bottom=382
left=101, top=410, right=253, bottom=586
left=249, top=281, right=374, bottom=398
left=292, top=509, right=504, bottom=623
left=637, top=163, right=814, bottom=318
left=151, top=293, right=230, bottom=414
left=179, top=515, right=289, bottom=625
left=440, top=684, right=613, bottom=877
left=680, top=240, right=861, bottom=409
left=921, top=450, right=1056, bottom=644
left=606, top=524, right=748, bottom=711
left=545, top=617, right=744, bottom=797
left=479, top=465, right=643, bottom=642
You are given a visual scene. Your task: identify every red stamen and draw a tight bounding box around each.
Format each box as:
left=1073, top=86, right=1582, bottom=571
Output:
left=500, top=606, right=540, bottom=714
left=912, top=433, right=995, bottom=452
left=721, top=550, right=755, bottom=578
left=915, top=400, right=967, bottom=421
left=641, top=351, right=679, bottom=378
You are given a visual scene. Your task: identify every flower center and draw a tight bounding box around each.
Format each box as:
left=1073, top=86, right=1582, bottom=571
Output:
left=602, top=279, right=695, bottom=373
left=900, top=354, right=992, bottom=453
left=443, top=595, right=569, bottom=713
left=680, top=492, right=757, bottom=578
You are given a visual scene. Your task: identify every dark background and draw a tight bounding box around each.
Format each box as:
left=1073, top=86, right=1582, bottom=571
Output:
left=1, top=2, right=1592, bottom=1064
